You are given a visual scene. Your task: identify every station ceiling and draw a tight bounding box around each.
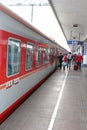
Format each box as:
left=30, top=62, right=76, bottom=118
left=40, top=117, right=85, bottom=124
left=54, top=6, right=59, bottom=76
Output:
left=48, top=0, right=87, bottom=42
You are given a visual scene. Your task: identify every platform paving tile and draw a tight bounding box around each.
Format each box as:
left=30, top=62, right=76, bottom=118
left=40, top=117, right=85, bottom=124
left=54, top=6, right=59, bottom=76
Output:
left=1, top=116, right=51, bottom=130
left=53, top=67, right=87, bottom=130
left=53, top=119, right=87, bottom=130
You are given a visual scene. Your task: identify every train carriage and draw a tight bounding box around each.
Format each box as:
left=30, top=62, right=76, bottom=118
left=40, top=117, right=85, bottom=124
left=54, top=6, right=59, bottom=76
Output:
left=0, top=4, right=65, bottom=123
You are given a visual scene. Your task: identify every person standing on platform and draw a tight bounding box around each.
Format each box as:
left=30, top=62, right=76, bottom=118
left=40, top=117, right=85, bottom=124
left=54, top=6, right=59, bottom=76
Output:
left=76, top=53, right=83, bottom=71
left=67, top=52, right=72, bottom=70
left=72, top=54, right=77, bottom=65
left=62, top=54, right=67, bottom=70
left=58, top=53, right=63, bottom=69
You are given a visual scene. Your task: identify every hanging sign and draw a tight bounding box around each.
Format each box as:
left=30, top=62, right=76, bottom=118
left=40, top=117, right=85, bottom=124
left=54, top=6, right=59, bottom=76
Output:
left=67, top=40, right=83, bottom=45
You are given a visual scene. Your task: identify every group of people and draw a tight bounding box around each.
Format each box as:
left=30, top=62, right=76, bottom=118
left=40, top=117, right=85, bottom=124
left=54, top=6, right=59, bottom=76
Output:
left=58, top=52, right=83, bottom=71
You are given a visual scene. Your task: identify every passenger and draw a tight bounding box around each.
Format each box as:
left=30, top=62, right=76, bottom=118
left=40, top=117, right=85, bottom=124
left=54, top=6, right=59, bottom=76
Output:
left=76, top=53, right=83, bottom=71
left=72, top=54, right=77, bottom=64
left=58, top=53, right=63, bottom=69
left=62, top=54, right=67, bottom=70
left=67, top=52, right=72, bottom=70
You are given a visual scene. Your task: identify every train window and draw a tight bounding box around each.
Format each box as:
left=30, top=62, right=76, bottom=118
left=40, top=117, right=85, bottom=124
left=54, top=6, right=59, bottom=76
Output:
left=43, top=48, right=47, bottom=64
left=36, top=46, right=42, bottom=66
left=26, top=43, right=33, bottom=70
left=48, top=48, right=51, bottom=61
left=7, top=38, right=20, bottom=76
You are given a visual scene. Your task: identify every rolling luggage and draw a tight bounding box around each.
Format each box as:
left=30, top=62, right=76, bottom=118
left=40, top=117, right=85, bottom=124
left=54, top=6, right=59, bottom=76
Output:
left=74, top=64, right=78, bottom=70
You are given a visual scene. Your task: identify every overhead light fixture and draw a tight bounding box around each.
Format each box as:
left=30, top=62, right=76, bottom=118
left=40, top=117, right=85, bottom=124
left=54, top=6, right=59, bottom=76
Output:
left=73, top=24, right=79, bottom=27
left=73, top=37, right=76, bottom=39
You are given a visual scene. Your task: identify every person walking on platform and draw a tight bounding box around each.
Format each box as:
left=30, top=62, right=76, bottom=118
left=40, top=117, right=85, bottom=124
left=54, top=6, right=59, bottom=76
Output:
left=67, top=52, right=72, bottom=70
left=58, top=53, right=63, bottom=69
left=72, top=54, right=77, bottom=65
left=76, top=53, right=83, bottom=71
left=62, top=54, right=67, bottom=70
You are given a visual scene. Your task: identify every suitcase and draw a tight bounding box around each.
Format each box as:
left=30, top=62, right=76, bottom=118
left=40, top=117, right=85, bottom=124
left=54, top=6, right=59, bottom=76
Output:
left=74, top=64, right=78, bottom=70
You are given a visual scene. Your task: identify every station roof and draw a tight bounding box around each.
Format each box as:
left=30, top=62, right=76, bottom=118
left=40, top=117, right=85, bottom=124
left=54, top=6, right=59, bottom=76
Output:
left=49, top=0, right=87, bottom=42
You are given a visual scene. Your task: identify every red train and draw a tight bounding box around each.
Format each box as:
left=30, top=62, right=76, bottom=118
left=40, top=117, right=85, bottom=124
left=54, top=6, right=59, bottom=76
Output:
left=0, top=4, right=66, bottom=123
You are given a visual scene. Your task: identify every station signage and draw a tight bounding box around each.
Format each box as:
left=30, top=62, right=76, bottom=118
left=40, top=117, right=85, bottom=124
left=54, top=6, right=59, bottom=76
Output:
left=84, top=44, right=87, bottom=55
left=67, top=40, right=83, bottom=45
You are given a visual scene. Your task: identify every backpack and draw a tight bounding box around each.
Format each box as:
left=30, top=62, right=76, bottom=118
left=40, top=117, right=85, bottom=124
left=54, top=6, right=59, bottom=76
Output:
left=63, top=55, right=67, bottom=62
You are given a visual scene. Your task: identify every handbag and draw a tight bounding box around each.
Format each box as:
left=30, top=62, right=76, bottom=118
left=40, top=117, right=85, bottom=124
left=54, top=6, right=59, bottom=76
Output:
left=62, top=61, right=67, bottom=66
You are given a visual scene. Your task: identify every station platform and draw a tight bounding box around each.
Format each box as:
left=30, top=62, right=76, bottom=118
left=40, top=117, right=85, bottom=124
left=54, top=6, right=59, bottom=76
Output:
left=1, top=66, right=87, bottom=130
